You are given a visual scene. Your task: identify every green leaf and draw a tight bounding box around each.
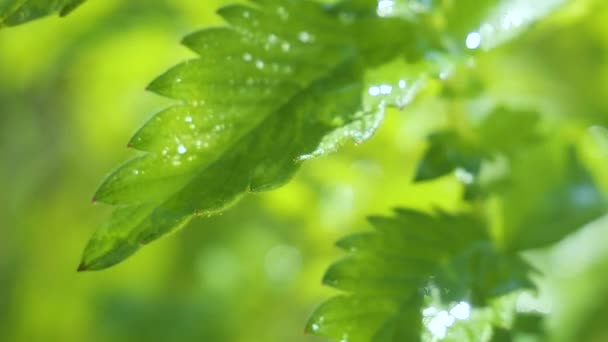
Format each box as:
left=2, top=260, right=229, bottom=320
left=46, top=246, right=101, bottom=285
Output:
left=414, top=107, right=606, bottom=249
left=414, top=131, right=484, bottom=183
left=414, top=108, right=542, bottom=200
left=490, top=312, right=546, bottom=341
left=0, top=0, right=86, bottom=27
left=79, top=0, right=428, bottom=271
left=502, top=146, right=607, bottom=251
left=306, top=209, right=534, bottom=341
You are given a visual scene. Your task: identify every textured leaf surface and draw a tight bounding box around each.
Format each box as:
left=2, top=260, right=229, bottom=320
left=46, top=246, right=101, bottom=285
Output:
left=79, top=0, right=427, bottom=271
left=0, top=0, right=85, bottom=27
left=306, top=209, right=533, bottom=342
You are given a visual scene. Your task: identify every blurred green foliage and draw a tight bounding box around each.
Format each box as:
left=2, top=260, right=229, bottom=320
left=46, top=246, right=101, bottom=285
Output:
left=0, top=0, right=86, bottom=27
left=1, top=0, right=608, bottom=341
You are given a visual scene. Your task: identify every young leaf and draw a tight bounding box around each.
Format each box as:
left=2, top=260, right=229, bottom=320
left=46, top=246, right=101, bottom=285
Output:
left=502, top=147, right=607, bottom=251
left=414, top=108, right=541, bottom=199
left=79, top=0, right=428, bottom=271
left=0, top=0, right=86, bottom=27
left=306, top=209, right=534, bottom=342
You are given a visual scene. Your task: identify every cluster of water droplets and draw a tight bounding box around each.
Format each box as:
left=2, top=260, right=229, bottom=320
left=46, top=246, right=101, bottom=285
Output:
left=309, top=315, right=324, bottom=333
left=238, top=31, right=299, bottom=78
left=464, top=0, right=563, bottom=51
left=423, top=302, right=472, bottom=339
left=366, top=76, right=425, bottom=109
left=147, top=110, right=232, bottom=169
left=375, top=0, right=432, bottom=18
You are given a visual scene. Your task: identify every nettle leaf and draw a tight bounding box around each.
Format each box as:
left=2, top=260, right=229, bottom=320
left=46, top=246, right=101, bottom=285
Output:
left=502, top=146, right=607, bottom=251
left=0, top=0, right=86, bottom=27
left=414, top=109, right=606, bottom=249
left=79, top=0, right=430, bottom=271
left=306, top=209, right=533, bottom=342
left=414, top=131, right=485, bottom=183
left=490, top=312, right=546, bottom=342
left=414, top=108, right=541, bottom=199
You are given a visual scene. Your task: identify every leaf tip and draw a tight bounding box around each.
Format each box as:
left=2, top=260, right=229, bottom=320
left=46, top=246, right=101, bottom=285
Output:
left=77, top=262, right=88, bottom=272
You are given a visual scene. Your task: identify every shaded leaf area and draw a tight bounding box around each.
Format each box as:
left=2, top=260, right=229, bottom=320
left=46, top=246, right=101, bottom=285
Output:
left=502, top=146, right=607, bottom=251
left=490, top=312, right=545, bottom=342
left=414, top=108, right=606, bottom=251
left=415, top=107, right=541, bottom=184
left=80, top=0, right=425, bottom=271
left=0, top=0, right=85, bottom=27
left=306, top=209, right=534, bottom=342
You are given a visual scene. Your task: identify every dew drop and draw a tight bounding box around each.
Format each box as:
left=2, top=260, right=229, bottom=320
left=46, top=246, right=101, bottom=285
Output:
left=185, top=116, right=193, bottom=123
left=379, top=84, right=393, bottom=95
left=177, top=144, right=187, bottom=154
left=243, top=53, right=253, bottom=62
left=376, top=0, right=395, bottom=17
left=256, top=60, right=265, bottom=69
left=465, top=31, right=482, bottom=49
left=398, top=80, right=407, bottom=88
left=281, top=42, right=291, bottom=52
left=368, top=86, right=380, bottom=96
left=449, top=302, right=471, bottom=320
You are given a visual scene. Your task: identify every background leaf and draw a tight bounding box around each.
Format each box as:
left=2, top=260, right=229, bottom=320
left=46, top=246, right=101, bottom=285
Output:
left=306, top=209, right=534, bottom=341
left=0, top=0, right=86, bottom=27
